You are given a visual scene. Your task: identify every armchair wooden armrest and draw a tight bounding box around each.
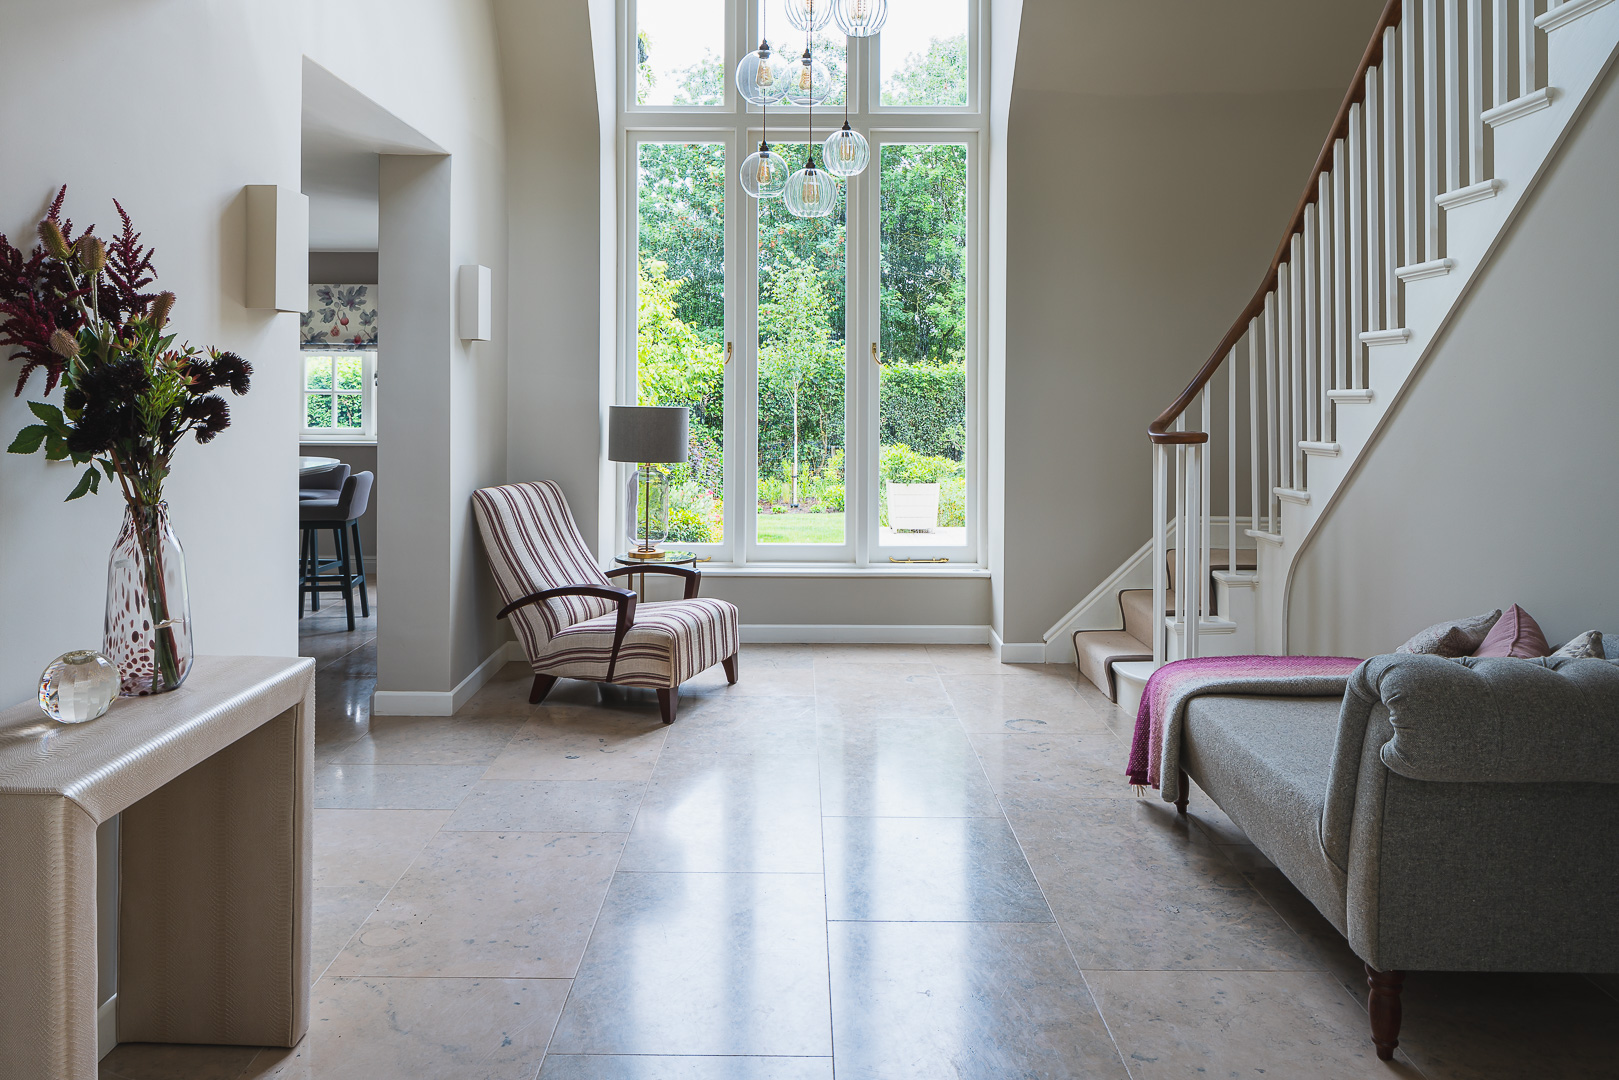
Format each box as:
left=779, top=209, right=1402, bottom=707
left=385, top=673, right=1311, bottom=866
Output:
left=605, top=564, right=702, bottom=599
left=497, top=584, right=638, bottom=681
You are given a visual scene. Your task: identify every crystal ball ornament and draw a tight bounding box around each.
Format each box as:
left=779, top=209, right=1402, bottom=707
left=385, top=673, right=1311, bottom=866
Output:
left=736, top=42, right=791, bottom=105
left=39, top=650, right=119, bottom=724
left=782, top=0, right=834, bottom=33
left=785, top=162, right=840, bottom=218
left=785, top=50, right=833, bottom=106
left=833, top=0, right=888, bottom=36
left=823, top=122, right=870, bottom=177
left=741, top=144, right=791, bottom=198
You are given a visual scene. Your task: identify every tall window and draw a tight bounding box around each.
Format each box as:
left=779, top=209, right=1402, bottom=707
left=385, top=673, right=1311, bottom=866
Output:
left=624, top=0, right=984, bottom=564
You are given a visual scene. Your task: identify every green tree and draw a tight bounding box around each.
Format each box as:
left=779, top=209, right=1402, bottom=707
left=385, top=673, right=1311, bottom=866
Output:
left=879, top=143, right=967, bottom=366
left=883, top=33, right=968, bottom=106
left=672, top=51, right=724, bottom=105
left=637, top=142, right=727, bottom=336
left=759, top=256, right=843, bottom=505
left=637, top=259, right=725, bottom=493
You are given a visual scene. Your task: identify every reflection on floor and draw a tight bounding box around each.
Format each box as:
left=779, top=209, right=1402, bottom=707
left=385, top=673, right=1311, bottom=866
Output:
left=101, top=602, right=1619, bottom=1078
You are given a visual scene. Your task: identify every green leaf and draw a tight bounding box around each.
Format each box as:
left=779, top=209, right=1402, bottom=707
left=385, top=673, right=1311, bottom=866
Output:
left=27, top=401, right=65, bottom=428
left=65, top=467, right=97, bottom=501
left=43, top=433, right=70, bottom=462
left=6, top=425, right=49, bottom=455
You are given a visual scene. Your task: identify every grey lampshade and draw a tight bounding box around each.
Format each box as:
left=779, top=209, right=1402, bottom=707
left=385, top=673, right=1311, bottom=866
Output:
left=607, top=405, right=689, bottom=463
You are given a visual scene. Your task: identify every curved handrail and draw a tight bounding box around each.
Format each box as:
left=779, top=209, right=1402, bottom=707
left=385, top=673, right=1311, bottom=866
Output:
left=1148, top=0, right=1403, bottom=446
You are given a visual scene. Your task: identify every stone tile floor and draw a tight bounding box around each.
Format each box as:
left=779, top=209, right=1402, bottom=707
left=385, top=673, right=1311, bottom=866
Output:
left=99, top=582, right=1619, bottom=1078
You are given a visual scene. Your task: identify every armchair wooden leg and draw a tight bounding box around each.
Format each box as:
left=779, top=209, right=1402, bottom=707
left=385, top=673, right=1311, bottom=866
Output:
left=657, top=687, right=678, bottom=725
left=722, top=652, right=739, bottom=685
left=1176, top=770, right=1189, bottom=815
left=1366, top=964, right=1405, bottom=1061
left=529, top=674, right=558, bottom=705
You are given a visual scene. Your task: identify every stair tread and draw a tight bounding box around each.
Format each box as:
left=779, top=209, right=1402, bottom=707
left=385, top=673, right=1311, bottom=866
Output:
left=1165, top=547, right=1258, bottom=591
left=1073, top=629, right=1152, bottom=702
left=1120, top=588, right=1171, bottom=644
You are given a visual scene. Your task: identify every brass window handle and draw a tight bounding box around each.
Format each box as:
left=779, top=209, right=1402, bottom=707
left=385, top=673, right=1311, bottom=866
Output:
left=871, top=342, right=878, bottom=365
left=726, top=341, right=733, bottom=364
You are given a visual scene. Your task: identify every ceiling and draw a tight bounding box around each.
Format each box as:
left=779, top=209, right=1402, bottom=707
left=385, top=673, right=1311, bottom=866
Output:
left=1015, top=0, right=1390, bottom=97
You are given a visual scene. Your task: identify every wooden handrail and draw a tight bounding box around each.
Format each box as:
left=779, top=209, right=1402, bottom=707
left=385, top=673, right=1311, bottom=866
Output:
left=1148, top=0, right=1403, bottom=445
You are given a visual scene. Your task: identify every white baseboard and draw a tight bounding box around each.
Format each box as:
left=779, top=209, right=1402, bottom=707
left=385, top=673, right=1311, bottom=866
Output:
left=371, top=640, right=521, bottom=716
left=741, top=623, right=990, bottom=644
left=98, top=994, right=116, bottom=1060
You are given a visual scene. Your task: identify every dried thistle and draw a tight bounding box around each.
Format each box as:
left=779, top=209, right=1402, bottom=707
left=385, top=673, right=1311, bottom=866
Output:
left=49, top=328, right=79, bottom=358
left=148, top=291, right=175, bottom=328
left=38, top=220, right=71, bottom=261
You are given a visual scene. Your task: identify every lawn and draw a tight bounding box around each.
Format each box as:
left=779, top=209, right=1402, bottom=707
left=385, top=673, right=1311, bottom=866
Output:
left=756, top=511, right=846, bottom=545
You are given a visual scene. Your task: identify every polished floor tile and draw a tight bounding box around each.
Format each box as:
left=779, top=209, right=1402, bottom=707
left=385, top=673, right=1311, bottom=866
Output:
left=823, top=816, right=1052, bottom=922
left=972, top=729, right=1134, bottom=807
left=539, top=1056, right=833, bottom=1079
left=243, top=976, right=569, bottom=1079
left=925, top=644, right=1053, bottom=675
left=321, top=714, right=524, bottom=766
left=100, top=1043, right=261, bottom=1080
left=312, top=808, right=452, bottom=889
left=619, top=751, right=823, bottom=872
left=483, top=707, right=671, bottom=782
left=332, top=831, right=623, bottom=978
left=660, top=694, right=818, bottom=757
left=818, top=715, right=1001, bottom=818
left=444, top=779, right=646, bottom=833
left=1085, top=969, right=1421, bottom=1079
left=829, top=921, right=1129, bottom=1080
left=310, top=886, right=386, bottom=984
left=550, top=871, right=832, bottom=1057
left=943, top=673, right=1115, bottom=734
left=313, top=762, right=485, bottom=810
left=812, top=663, right=955, bottom=717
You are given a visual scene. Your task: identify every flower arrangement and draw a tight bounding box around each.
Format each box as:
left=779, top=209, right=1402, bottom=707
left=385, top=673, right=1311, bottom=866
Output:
left=1, top=188, right=253, bottom=694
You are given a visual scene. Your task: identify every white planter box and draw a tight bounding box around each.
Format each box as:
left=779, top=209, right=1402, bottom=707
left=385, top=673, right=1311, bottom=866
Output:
left=887, top=482, right=939, bottom=531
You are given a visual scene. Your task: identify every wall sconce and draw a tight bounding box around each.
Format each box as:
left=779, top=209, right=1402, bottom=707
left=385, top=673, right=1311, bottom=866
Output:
left=244, top=185, right=308, bottom=312
left=458, top=264, right=492, bottom=341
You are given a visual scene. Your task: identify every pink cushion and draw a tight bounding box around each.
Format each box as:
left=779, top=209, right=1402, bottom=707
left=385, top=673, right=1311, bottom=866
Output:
left=1472, top=604, right=1551, bottom=658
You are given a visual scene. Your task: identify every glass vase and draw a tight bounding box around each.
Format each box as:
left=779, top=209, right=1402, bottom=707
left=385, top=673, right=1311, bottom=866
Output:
left=104, top=502, right=193, bottom=697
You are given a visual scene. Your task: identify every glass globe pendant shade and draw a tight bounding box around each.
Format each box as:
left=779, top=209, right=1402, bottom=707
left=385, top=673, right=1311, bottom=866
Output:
left=741, top=143, right=791, bottom=198
left=833, top=0, right=888, bottom=37
left=785, top=50, right=833, bottom=106
left=782, top=0, right=834, bottom=32
left=735, top=42, right=791, bottom=105
left=823, top=122, right=869, bottom=177
left=784, top=161, right=839, bottom=218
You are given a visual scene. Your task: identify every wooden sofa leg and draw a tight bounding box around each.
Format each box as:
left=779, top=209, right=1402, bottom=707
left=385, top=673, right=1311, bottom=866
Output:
left=529, top=674, right=558, bottom=705
left=657, top=687, right=678, bottom=725
left=1366, top=964, right=1405, bottom=1060
left=722, top=652, right=739, bottom=685
left=1176, top=770, right=1189, bottom=815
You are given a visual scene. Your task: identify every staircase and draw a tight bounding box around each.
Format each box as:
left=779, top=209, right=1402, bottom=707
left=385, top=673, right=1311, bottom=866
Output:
left=1123, top=0, right=1619, bottom=673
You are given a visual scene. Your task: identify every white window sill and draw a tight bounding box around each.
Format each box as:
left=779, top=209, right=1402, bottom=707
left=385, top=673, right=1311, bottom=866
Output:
left=301, top=435, right=377, bottom=447
left=684, top=563, right=990, bottom=579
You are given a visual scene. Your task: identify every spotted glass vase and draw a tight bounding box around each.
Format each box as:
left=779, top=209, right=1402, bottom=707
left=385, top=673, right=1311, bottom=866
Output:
left=103, top=502, right=193, bottom=697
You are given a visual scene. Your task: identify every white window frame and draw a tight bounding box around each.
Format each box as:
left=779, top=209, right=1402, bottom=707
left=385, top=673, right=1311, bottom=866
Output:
left=300, top=348, right=378, bottom=443
left=619, top=0, right=987, bottom=568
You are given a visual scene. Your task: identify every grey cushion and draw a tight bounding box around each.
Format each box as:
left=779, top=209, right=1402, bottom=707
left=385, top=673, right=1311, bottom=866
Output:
left=1395, top=609, right=1501, bottom=656
left=1182, top=695, right=1347, bottom=932
left=1346, top=653, right=1619, bottom=784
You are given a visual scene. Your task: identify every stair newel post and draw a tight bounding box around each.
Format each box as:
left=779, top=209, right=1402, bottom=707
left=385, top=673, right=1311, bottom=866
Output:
left=1152, top=442, right=1167, bottom=665
left=1200, top=387, right=1212, bottom=626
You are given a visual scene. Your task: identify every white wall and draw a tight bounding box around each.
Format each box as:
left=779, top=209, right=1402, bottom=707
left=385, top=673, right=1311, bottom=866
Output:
left=1289, top=59, right=1619, bottom=656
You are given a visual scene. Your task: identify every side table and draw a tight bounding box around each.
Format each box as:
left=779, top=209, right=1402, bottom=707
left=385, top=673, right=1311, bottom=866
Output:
left=614, top=551, right=698, bottom=597
left=0, top=655, right=315, bottom=1079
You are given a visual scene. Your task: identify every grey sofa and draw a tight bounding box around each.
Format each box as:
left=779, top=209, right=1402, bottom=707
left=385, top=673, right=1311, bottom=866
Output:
left=1180, top=652, right=1619, bottom=1059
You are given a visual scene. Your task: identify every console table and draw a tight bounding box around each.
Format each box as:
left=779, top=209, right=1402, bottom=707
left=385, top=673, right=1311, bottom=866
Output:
left=0, top=656, right=315, bottom=1079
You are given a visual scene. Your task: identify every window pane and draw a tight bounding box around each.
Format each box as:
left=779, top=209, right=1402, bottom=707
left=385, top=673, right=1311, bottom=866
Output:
left=757, top=143, right=846, bottom=546
left=756, top=1, right=845, bottom=109
left=637, top=142, right=726, bottom=544
left=304, top=355, right=333, bottom=391
left=334, top=393, right=364, bottom=429
left=637, top=0, right=724, bottom=106
left=879, top=0, right=968, bottom=106
left=878, top=143, right=967, bottom=545
left=306, top=394, right=333, bottom=429
left=334, top=355, right=364, bottom=391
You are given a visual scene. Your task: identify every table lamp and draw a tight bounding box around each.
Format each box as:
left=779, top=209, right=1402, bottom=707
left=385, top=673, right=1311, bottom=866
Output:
left=608, top=405, right=690, bottom=560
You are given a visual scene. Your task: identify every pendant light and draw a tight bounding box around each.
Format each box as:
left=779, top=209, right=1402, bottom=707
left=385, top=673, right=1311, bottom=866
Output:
left=736, top=42, right=790, bottom=105
left=823, top=121, right=868, bottom=177
left=782, top=0, right=833, bottom=33
left=741, top=101, right=790, bottom=199
left=832, top=0, right=887, bottom=37
left=785, top=47, right=832, bottom=106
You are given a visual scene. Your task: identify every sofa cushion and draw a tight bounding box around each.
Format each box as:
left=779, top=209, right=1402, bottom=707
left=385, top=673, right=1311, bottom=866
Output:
left=1182, top=695, right=1347, bottom=931
left=1395, top=609, right=1501, bottom=657
left=1553, top=630, right=1605, bottom=659
left=1472, top=604, right=1550, bottom=658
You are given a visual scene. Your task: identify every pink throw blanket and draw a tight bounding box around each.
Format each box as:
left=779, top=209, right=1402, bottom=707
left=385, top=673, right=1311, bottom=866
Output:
left=1126, top=655, right=1363, bottom=804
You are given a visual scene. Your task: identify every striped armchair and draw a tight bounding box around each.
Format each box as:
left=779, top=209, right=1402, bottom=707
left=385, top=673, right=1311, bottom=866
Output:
left=471, top=480, right=739, bottom=724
